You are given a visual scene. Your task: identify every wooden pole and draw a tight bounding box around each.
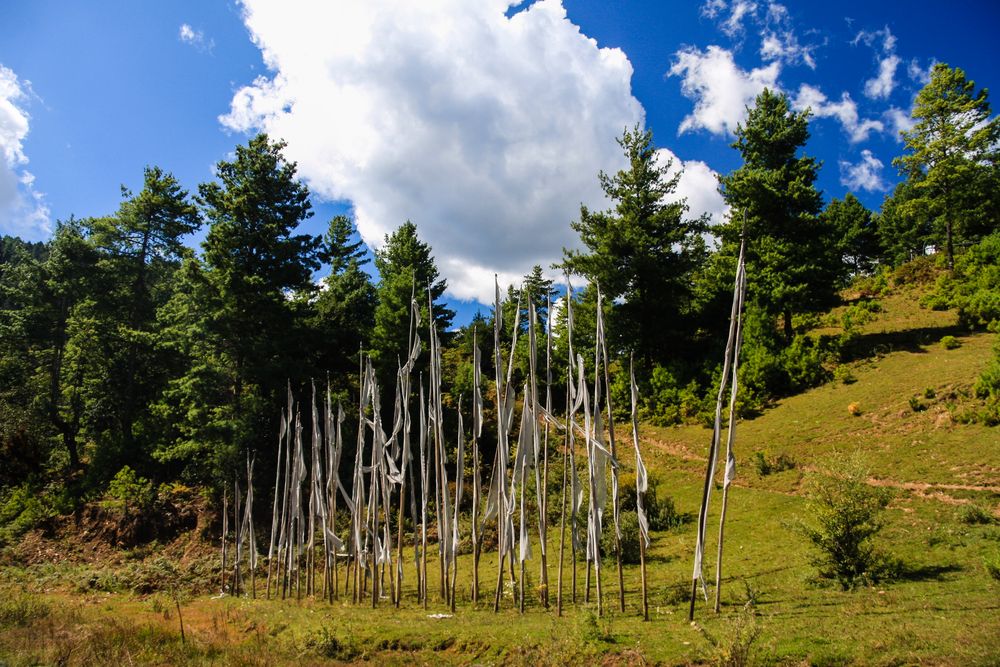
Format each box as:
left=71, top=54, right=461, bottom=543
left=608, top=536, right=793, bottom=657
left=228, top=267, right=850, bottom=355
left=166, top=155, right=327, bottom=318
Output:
left=714, top=243, right=747, bottom=614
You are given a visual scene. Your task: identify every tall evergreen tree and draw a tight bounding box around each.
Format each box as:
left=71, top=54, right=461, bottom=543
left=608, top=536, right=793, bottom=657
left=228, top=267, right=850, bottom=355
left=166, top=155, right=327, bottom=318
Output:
left=83, top=167, right=200, bottom=469
left=896, top=63, right=1000, bottom=270
left=562, top=125, right=706, bottom=363
left=821, top=193, right=879, bottom=276
left=313, top=215, right=377, bottom=384
left=719, top=89, right=839, bottom=342
left=371, top=221, right=453, bottom=375
left=160, top=134, right=321, bottom=476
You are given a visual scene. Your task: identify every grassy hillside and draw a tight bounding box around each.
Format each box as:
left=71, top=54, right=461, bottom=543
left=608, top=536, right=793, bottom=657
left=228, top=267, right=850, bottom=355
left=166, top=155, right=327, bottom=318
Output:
left=1, top=283, right=999, bottom=666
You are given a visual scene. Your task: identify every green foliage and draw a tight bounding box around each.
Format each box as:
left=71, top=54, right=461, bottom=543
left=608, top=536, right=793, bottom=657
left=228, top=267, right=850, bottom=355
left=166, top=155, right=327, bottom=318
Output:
left=931, top=232, right=1000, bottom=330
left=617, top=474, right=682, bottom=531
left=640, top=364, right=708, bottom=425
left=940, top=335, right=961, bottom=350
left=562, top=125, right=707, bottom=365
left=957, top=503, right=995, bottom=526
left=601, top=510, right=642, bottom=564
left=0, top=484, right=57, bottom=546
left=822, top=193, right=880, bottom=276
left=371, top=220, right=453, bottom=380
left=894, top=63, right=1000, bottom=269
left=302, top=626, right=361, bottom=660
left=840, top=299, right=882, bottom=331
left=797, top=455, right=895, bottom=589
left=719, top=89, right=842, bottom=342
left=972, top=340, right=1000, bottom=425
left=753, top=451, right=795, bottom=477
left=106, top=465, right=156, bottom=511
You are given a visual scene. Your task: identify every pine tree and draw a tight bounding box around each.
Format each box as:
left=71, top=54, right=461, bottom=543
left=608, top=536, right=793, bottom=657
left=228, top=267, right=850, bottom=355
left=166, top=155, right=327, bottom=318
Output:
left=562, top=126, right=706, bottom=364
left=371, top=221, right=453, bottom=376
left=895, top=63, right=1000, bottom=270
left=719, top=89, right=840, bottom=342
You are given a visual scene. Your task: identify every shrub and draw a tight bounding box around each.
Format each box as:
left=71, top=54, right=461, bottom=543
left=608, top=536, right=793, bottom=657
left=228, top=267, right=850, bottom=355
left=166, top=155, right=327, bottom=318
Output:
left=841, top=300, right=882, bottom=331
left=601, top=510, right=642, bottom=564
left=892, top=255, right=939, bottom=286
left=940, top=335, right=961, bottom=350
left=0, top=483, right=60, bottom=546
left=106, top=466, right=156, bottom=512
left=834, top=366, right=857, bottom=385
left=617, top=475, right=682, bottom=531
left=972, top=340, right=1000, bottom=425
left=847, top=402, right=861, bottom=416
left=753, top=451, right=795, bottom=477
left=796, top=455, right=895, bottom=589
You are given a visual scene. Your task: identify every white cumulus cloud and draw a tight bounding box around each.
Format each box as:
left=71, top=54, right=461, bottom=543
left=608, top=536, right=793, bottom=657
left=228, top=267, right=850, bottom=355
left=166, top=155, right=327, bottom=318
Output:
left=839, top=149, right=888, bottom=192
left=863, top=54, right=900, bottom=100
left=884, top=106, right=915, bottom=140
left=720, top=0, right=758, bottom=38
left=669, top=45, right=781, bottom=137
left=655, top=148, right=728, bottom=228
left=0, top=64, right=49, bottom=240
left=221, top=0, right=645, bottom=304
left=853, top=26, right=900, bottom=100
left=178, top=23, right=214, bottom=53
left=792, top=83, right=883, bottom=143
left=907, top=58, right=933, bottom=85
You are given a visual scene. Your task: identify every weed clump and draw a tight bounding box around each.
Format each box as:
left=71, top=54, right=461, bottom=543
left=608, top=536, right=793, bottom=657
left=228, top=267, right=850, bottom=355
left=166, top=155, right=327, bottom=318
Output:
left=958, top=504, right=996, bottom=526
left=753, top=451, right=796, bottom=477
left=0, top=592, right=49, bottom=628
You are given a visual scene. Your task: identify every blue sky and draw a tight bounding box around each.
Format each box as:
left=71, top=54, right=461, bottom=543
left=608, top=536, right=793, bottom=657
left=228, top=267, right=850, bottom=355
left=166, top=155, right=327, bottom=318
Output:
left=2, top=1, right=998, bottom=323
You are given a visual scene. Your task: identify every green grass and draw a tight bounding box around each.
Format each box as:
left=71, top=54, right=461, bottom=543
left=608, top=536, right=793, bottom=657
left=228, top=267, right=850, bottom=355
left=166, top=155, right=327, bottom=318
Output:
left=2, top=285, right=999, bottom=665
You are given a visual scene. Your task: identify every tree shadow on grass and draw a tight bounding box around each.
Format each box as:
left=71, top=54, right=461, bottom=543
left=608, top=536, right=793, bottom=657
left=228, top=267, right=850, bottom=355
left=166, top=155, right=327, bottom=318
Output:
left=839, top=324, right=967, bottom=362
left=893, top=561, right=963, bottom=582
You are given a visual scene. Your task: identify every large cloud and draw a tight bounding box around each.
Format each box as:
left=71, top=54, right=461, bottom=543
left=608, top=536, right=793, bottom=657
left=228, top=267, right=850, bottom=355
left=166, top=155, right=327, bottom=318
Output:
left=792, top=84, right=883, bottom=143
left=0, top=64, right=49, bottom=240
left=221, top=0, right=645, bottom=303
left=669, top=45, right=780, bottom=137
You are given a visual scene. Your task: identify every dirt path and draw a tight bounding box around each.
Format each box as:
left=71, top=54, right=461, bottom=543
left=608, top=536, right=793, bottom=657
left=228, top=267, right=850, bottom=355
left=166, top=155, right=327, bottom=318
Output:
left=642, top=432, right=998, bottom=508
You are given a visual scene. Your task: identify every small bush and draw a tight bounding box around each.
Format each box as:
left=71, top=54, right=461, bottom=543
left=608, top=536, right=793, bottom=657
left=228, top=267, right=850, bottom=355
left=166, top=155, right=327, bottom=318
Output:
left=834, top=366, right=857, bottom=385
left=940, top=335, right=961, bottom=350
left=841, top=300, right=882, bottom=331
left=106, top=465, right=156, bottom=512
left=302, top=626, right=360, bottom=660
left=0, top=484, right=59, bottom=546
left=796, top=455, right=895, bottom=590
left=892, top=255, right=939, bottom=286
left=617, top=475, right=682, bottom=531
left=909, top=396, right=926, bottom=412
left=601, top=510, right=642, bottom=564
left=924, top=387, right=936, bottom=399
left=847, top=402, right=861, bottom=416
left=973, top=341, right=1000, bottom=425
